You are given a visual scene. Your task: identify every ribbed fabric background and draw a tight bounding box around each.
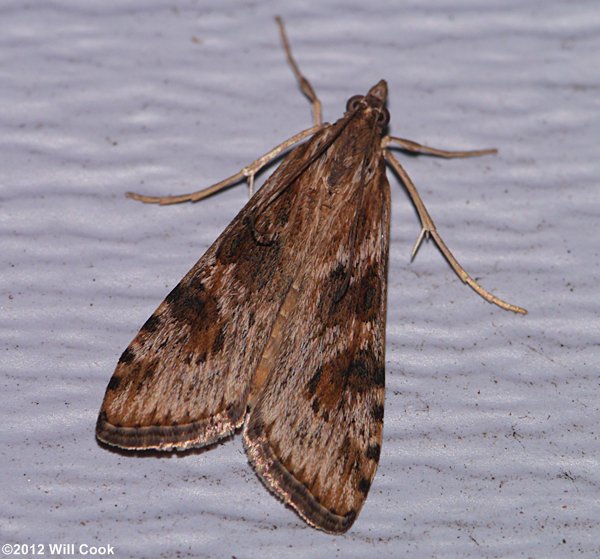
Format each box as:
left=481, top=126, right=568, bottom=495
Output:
left=1, top=1, right=598, bottom=557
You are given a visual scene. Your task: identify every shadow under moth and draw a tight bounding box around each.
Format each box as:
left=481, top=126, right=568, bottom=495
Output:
left=96, top=17, right=526, bottom=534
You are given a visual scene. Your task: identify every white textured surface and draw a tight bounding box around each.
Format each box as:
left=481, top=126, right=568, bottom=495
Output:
left=2, top=1, right=599, bottom=558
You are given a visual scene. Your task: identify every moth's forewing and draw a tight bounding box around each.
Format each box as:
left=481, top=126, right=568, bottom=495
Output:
left=96, top=123, right=347, bottom=451
left=244, top=107, right=391, bottom=534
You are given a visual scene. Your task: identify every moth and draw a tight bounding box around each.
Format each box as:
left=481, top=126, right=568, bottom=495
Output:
left=96, top=17, right=526, bottom=534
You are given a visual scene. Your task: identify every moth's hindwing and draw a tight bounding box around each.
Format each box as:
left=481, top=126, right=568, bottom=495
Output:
left=244, top=125, right=391, bottom=534
left=96, top=124, right=344, bottom=451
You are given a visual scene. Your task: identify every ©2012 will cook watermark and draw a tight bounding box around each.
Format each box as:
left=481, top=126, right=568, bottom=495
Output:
left=2, top=543, right=115, bottom=556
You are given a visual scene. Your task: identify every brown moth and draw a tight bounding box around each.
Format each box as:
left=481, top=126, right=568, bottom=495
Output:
left=96, top=17, right=526, bottom=534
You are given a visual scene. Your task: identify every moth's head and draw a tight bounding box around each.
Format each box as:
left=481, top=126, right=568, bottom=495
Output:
left=345, top=79, right=389, bottom=129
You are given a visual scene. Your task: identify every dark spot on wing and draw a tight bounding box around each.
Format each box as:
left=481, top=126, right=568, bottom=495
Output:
left=215, top=216, right=283, bottom=290
left=211, top=326, right=225, bottom=354
left=345, top=353, right=385, bottom=391
left=356, top=265, right=382, bottom=321
left=311, top=351, right=383, bottom=412
left=372, top=403, right=384, bottom=422
left=330, top=263, right=349, bottom=303
left=163, top=276, right=227, bottom=367
left=165, top=283, right=183, bottom=305
left=141, top=314, right=161, bottom=333
left=366, top=443, right=381, bottom=462
left=118, top=347, right=135, bottom=364
left=215, top=226, right=244, bottom=265
left=195, top=353, right=207, bottom=365
left=318, top=263, right=350, bottom=322
left=358, top=477, right=371, bottom=494
left=373, top=365, right=385, bottom=387
left=167, top=276, right=214, bottom=326
left=107, top=376, right=120, bottom=391
left=306, top=368, right=322, bottom=396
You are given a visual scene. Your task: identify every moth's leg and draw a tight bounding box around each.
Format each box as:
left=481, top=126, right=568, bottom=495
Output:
left=275, top=16, right=322, bottom=127
left=384, top=150, right=527, bottom=314
left=127, top=125, right=321, bottom=205
left=382, top=136, right=496, bottom=159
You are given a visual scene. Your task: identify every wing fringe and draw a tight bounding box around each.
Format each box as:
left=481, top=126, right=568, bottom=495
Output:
left=96, top=407, right=245, bottom=451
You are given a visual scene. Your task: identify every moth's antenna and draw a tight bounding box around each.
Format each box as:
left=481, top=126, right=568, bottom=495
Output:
left=275, top=16, right=323, bottom=127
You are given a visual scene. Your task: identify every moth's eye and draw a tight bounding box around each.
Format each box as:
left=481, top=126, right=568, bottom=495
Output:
left=346, top=95, right=363, bottom=112
left=376, top=107, right=390, bottom=127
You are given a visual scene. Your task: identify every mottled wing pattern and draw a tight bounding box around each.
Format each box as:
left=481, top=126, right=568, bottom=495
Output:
left=96, top=123, right=345, bottom=451
left=244, top=123, right=391, bottom=534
